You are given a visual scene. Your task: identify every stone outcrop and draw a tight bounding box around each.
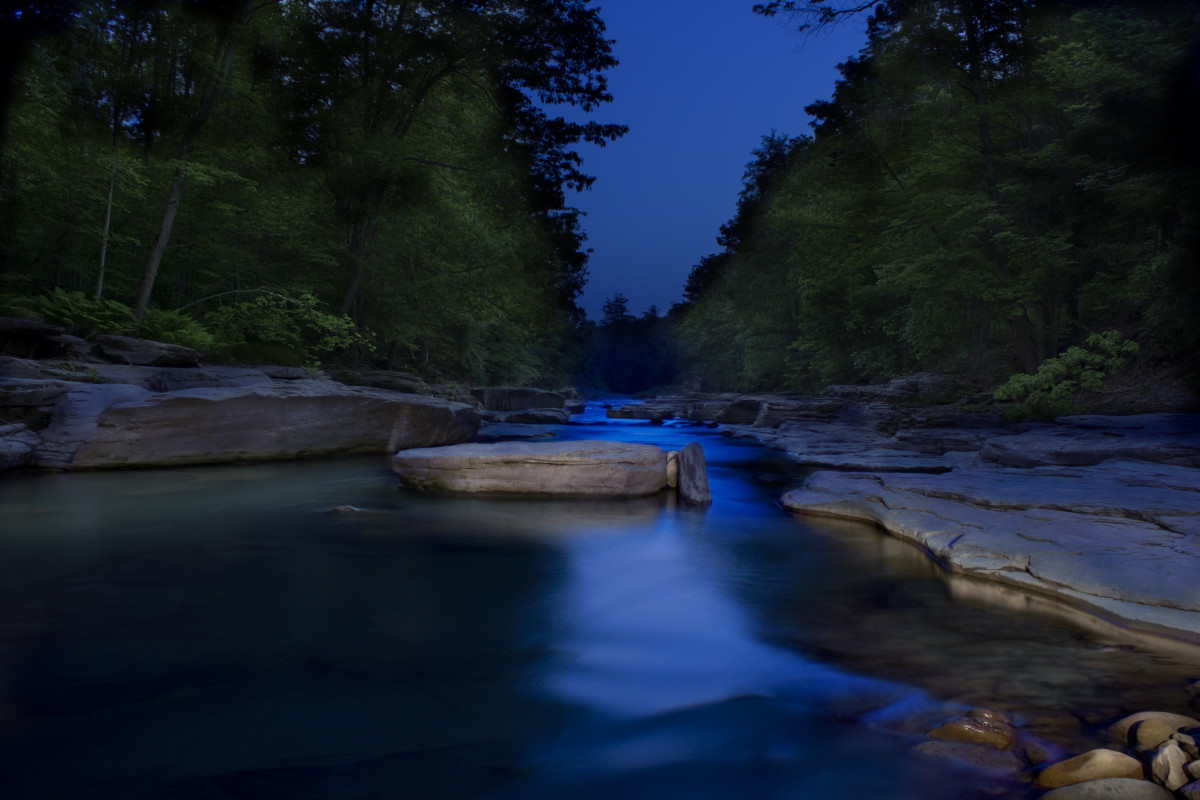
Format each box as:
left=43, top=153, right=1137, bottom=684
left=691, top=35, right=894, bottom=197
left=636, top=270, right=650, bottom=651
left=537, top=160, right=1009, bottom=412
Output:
left=605, top=391, right=1200, bottom=641
left=0, top=356, right=480, bottom=470
left=677, top=441, right=711, bottom=506
left=392, top=440, right=669, bottom=497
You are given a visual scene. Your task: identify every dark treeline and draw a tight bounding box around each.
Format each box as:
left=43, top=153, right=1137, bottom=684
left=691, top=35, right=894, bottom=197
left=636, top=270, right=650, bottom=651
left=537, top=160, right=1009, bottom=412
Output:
left=0, top=0, right=624, bottom=385
left=676, top=0, right=1200, bottom=395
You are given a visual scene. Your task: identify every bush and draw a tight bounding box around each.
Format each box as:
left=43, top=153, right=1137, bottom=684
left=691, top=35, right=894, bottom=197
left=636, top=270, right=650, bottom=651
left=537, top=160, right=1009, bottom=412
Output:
left=994, top=330, right=1139, bottom=419
left=0, top=289, right=137, bottom=336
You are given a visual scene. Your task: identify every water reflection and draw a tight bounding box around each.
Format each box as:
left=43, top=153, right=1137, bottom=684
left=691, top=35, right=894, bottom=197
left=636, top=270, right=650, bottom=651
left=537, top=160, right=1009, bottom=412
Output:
left=0, top=408, right=1196, bottom=799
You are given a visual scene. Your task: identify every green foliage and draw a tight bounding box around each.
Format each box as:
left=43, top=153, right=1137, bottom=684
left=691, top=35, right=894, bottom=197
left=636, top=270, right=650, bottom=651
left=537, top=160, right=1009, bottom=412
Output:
left=677, top=1, right=1197, bottom=393
left=139, top=308, right=218, bottom=353
left=994, top=331, right=1139, bottom=419
left=0, top=289, right=136, bottom=336
left=204, top=293, right=367, bottom=365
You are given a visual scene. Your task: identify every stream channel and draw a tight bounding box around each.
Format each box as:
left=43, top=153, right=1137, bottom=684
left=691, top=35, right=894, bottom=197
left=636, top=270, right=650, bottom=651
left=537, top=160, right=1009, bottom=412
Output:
left=0, top=401, right=1197, bottom=799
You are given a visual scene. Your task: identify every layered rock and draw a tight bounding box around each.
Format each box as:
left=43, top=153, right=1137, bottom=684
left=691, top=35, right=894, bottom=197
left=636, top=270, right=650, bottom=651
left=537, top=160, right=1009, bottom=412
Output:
left=34, top=380, right=479, bottom=469
left=392, top=440, right=668, bottom=497
left=1, top=356, right=480, bottom=470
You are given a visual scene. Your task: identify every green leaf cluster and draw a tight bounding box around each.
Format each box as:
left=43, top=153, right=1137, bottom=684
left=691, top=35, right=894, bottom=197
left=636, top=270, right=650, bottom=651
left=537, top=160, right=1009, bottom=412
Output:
left=994, top=331, right=1139, bottom=419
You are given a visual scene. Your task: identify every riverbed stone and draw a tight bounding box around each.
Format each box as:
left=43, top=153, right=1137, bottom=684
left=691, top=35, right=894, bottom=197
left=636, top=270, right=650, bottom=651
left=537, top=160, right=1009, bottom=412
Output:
left=1134, top=718, right=1182, bottom=751
left=1181, top=780, right=1200, bottom=800
left=35, top=381, right=478, bottom=469
left=1108, top=713, right=1200, bottom=746
left=927, top=716, right=1018, bottom=751
left=1151, top=740, right=1191, bottom=790
left=666, top=450, right=679, bottom=488
left=392, top=440, right=668, bottom=497
left=911, top=740, right=1026, bottom=773
left=1035, top=749, right=1145, bottom=788
left=1040, top=778, right=1176, bottom=800
left=677, top=441, right=711, bottom=506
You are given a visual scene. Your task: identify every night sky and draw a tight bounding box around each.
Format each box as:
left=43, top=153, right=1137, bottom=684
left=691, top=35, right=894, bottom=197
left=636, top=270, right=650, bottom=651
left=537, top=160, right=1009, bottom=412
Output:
left=570, top=1, right=869, bottom=321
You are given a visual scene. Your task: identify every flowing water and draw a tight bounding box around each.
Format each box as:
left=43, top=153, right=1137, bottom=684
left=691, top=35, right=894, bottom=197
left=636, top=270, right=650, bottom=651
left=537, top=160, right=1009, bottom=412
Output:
left=0, top=403, right=1196, bottom=799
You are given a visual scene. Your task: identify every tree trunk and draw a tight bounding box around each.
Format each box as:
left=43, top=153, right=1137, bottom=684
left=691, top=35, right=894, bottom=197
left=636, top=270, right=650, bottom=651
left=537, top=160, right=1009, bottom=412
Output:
left=131, top=0, right=255, bottom=321
left=133, top=163, right=186, bottom=317
left=95, top=149, right=117, bottom=300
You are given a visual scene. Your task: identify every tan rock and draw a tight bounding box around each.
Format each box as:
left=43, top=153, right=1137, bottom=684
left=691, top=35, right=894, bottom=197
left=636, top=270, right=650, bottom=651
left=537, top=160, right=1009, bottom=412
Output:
left=1152, top=741, right=1191, bottom=791
left=1188, top=759, right=1200, bottom=781
left=927, top=716, right=1017, bottom=751
left=1174, top=733, right=1200, bottom=760
left=666, top=450, right=679, bottom=488
left=1035, top=749, right=1145, bottom=789
left=1041, top=778, right=1176, bottom=800
left=1136, top=718, right=1182, bottom=751
left=912, top=740, right=1025, bottom=774
left=1108, top=712, right=1200, bottom=746
left=391, top=440, right=668, bottom=497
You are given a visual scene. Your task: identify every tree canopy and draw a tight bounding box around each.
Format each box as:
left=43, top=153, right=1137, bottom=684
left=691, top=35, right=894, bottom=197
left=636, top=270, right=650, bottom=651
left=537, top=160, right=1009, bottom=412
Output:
left=678, top=0, right=1199, bottom=394
left=0, top=0, right=625, bottom=385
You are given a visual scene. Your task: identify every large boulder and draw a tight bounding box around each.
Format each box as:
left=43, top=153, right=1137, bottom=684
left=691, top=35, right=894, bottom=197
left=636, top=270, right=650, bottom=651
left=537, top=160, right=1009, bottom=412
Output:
left=677, top=441, right=711, bottom=506
left=392, top=440, right=668, bottom=497
left=34, top=380, right=479, bottom=469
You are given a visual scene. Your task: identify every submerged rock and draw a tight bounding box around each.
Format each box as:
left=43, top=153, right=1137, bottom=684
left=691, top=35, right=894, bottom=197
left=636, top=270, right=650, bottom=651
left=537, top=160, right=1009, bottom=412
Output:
left=392, top=440, right=668, bottom=497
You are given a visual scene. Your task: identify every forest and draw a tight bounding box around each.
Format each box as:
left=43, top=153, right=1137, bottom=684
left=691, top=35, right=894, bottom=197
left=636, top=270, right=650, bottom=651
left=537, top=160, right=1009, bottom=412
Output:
left=0, top=0, right=625, bottom=386
left=673, top=0, right=1200, bottom=400
left=3, top=0, right=1198, bottom=403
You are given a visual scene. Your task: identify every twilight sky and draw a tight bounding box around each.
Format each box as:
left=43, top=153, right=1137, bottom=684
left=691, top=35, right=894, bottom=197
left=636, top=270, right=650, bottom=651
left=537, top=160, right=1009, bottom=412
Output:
left=568, top=1, right=869, bottom=321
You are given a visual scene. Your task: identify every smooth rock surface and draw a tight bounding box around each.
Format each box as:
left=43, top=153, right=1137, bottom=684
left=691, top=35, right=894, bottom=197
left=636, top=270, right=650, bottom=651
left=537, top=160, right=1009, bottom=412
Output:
left=392, top=440, right=668, bottom=497
left=927, top=716, right=1017, bottom=751
left=677, top=441, right=711, bottom=506
left=1035, top=749, right=1145, bottom=788
left=1040, top=778, right=1176, bottom=800
left=470, top=387, right=565, bottom=412
left=91, top=334, right=201, bottom=367
left=911, top=740, right=1026, bottom=773
left=781, top=463, right=1200, bottom=640
left=1109, top=713, right=1200, bottom=746
left=36, top=381, right=478, bottom=469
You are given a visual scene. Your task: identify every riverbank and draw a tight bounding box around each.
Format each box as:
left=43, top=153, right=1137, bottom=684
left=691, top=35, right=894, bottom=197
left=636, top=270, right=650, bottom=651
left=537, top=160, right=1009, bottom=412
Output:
left=606, top=390, right=1200, bottom=646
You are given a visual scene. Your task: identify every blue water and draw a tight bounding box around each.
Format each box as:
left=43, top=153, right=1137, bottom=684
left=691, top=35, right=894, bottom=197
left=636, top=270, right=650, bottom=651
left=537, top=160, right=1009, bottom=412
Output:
left=0, top=403, right=1196, bottom=799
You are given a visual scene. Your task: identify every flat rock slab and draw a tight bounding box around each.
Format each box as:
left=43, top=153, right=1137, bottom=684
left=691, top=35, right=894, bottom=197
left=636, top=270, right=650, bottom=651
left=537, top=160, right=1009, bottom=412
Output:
left=34, top=381, right=479, bottom=469
left=781, top=459, right=1200, bottom=641
left=392, top=440, right=668, bottom=497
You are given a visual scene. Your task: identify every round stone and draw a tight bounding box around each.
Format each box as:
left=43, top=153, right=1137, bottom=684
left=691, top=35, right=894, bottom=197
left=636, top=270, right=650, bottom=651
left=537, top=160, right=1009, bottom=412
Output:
left=912, top=740, right=1026, bottom=774
left=1136, top=718, right=1182, bottom=751
left=1108, top=712, right=1200, bottom=746
left=1036, top=748, right=1145, bottom=789
left=927, top=716, right=1018, bottom=751
left=1041, top=778, right=1176, bottom=800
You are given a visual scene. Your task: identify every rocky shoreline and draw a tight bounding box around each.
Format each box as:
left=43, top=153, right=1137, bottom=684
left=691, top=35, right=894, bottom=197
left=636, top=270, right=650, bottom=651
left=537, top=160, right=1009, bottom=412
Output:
left=607, top=386, right=1200, bottom=645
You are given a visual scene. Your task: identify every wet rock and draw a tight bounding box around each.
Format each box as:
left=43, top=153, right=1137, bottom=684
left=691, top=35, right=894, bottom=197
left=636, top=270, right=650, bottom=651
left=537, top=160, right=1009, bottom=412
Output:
left=1188, top=758, right=1200, bottom=780
left=1150, top=740, right=1191, bottom=790
left=1109, top=712, right=1200, bottom=747
left=677, top=441, right=711, bottom=506
left=1040, top=777, right=1175, bottom=799
left=781, top=466, right=1200, bottom=640
left=666, top=450, right=679, bottom=488
left=392, top=440, right=668, bottom=497
left=911, top=740, right=1025, bottom=774
left=926, top=716, right=1017, bottom=751
left=1180, top=779, right=1200, bottom=800
left=1035, top=749, right=1145, bottom=788
left=0, top=422, right=39, bottom=469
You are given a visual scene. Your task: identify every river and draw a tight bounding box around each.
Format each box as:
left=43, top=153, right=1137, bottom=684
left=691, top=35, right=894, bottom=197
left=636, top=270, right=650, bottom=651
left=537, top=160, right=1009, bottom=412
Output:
left=0, top=402, right=1196, bottom=799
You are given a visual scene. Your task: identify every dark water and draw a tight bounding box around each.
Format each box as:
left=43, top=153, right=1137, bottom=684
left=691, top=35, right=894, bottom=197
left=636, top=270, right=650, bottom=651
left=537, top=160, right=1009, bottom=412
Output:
left=0, top=404, right=1196, bottom=799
